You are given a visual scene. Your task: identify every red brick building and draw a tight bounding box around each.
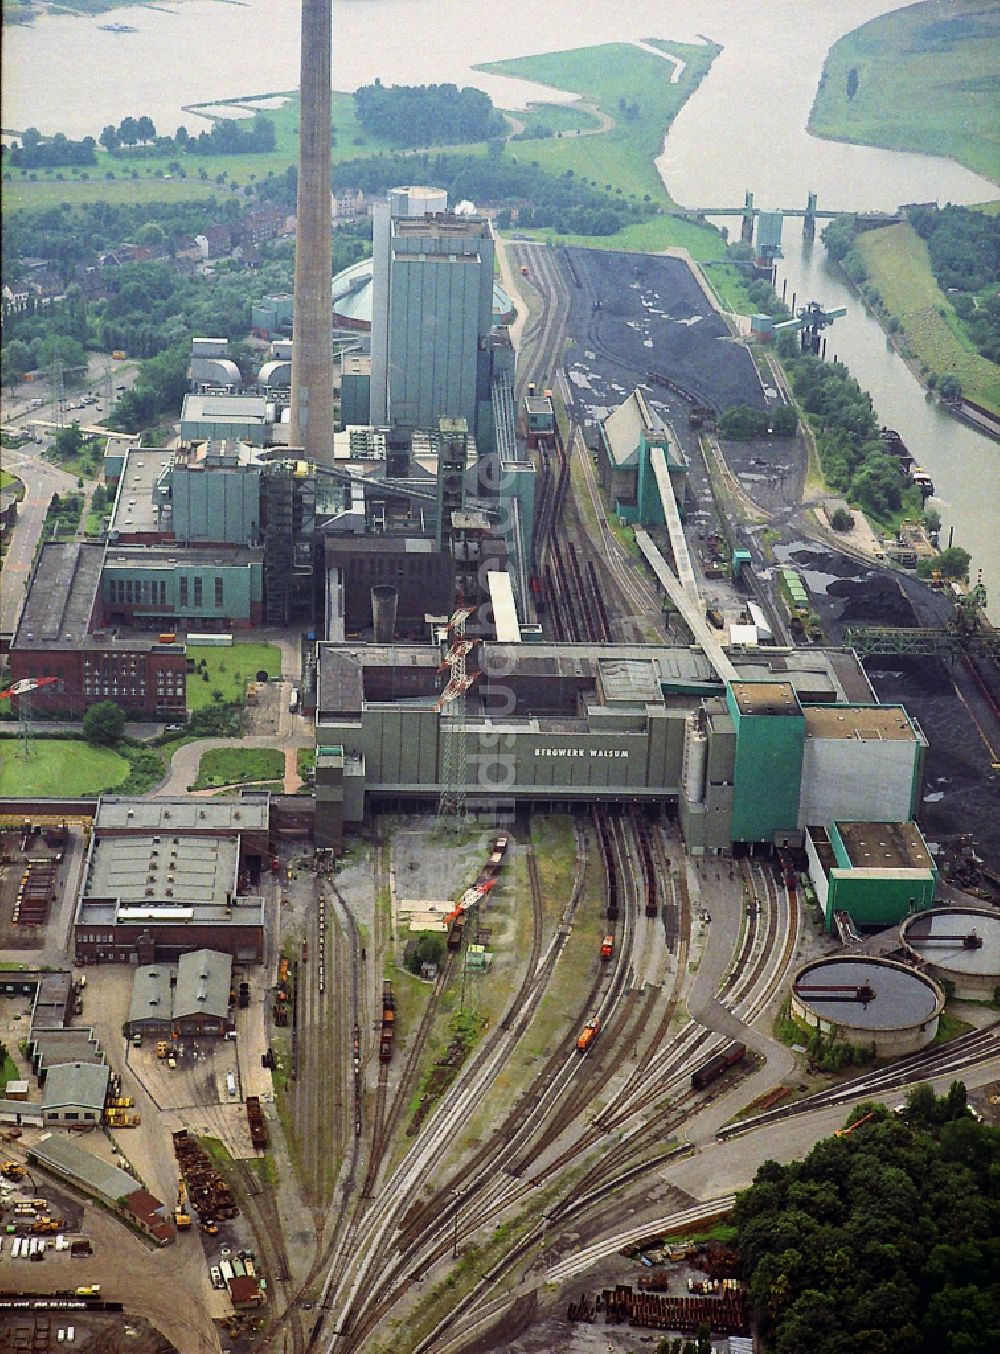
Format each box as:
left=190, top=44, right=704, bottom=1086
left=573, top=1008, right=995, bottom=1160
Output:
left=8, top=542, right=186, bottom=717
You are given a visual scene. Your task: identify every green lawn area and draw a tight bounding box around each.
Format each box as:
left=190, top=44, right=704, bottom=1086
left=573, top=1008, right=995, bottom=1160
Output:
left=0, top=737, right=130, bottom=796
left=193, top=746, right=284, bottom=790
left=855, top=222, right=1000, bottom=415
left=809, top=0, right=1000, bottom=186
left=44, top=435, right=106, bottom=483
left=483, top=41, right=719, bottom=202
left=2, top=86, right=464, bottom=213
left=186, top=642, right=282, bottom=711
left=481, top=40, right=724, bottom=261
left=0, top=470, right=24, bottom=493
left=509, top=100, right=601, bottom=138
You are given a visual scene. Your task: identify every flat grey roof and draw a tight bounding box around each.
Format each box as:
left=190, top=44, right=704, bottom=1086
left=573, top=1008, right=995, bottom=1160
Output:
left=12, top=542, right=105, bottom=651
left=111, top=449, right=172, bottom=534
left=794, top=958, right=942, bottom=1030
left=104, top=546, right=264, bottom=571
left=174, top=948, right=232, bottom=1022
left=182, top=394, right=269, bottom=422
left=77, top=894, right=265, bottom=929
left=902, top=907, right=1000, bottom=976
left=42, top=1061, right=110, bottom=1111
left=96, top=796, right=269, bottom=833
left=86, top=834, right=238, bottom=906
left=598, top=658, right=664, bottom=706
left=805, top=705, right=917, bottom=742
left=31, top=1132, right=139, bottom=1202
left=836, top=820, right=933, bottom=872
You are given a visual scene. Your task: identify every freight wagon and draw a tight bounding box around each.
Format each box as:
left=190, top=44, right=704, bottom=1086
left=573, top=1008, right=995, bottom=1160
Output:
left=447, top=910, right=466, bottom=951
left=378, top=983, right=396, bottom=1063
left=246, top=1096, right=269, bottom=1150
left=691, top=1042, right=747, bottom=1091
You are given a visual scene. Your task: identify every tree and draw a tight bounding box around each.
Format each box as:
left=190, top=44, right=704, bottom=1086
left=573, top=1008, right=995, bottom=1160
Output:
left=1, top=339, right=32, bottom=390
left=136, top=115, right=156, bottom=144
left=937, top=373, right=963, bottom=404
left=917, top=547, right=971, bottom=581
left=923, top=506, right=942, bottom=534
left=99, top=124, right=120, bottom=153
left=830, top=507, right=855, bottom=532
left=846, top=67, right=859, bottom=101
left=82, top=699, right=125, bottom=746
left=52, top=421, right=84, bottom=463
left=404, top=933, right=445, bottom=975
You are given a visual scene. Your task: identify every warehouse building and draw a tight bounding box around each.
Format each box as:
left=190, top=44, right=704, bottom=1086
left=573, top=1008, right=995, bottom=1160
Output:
left=313, top=640, right=926, bottom=863
left=126, top=949, right=234, bottom=1039
left=40, top=1060, right=110, bottom=1126
left=8, top=542, right=187, bottom=717
left=596, top=387, right=687, bottom=523
left=74, top=796, right=269, bottom=964
left=101, top=546, right=265, bottom=631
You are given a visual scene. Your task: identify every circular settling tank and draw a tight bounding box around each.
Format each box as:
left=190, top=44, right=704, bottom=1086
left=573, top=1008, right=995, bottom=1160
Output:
left=791, top=956, right=944, bottom=1057
left=901, top=907, right=1000, bottom=1001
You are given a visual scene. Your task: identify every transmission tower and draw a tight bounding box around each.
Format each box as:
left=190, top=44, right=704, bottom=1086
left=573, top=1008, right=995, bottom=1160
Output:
left=0, top=678, right=61, bottom=760
left=50, top=344, right=65, bottom=432
left=436, top=607, right=478, bottom=822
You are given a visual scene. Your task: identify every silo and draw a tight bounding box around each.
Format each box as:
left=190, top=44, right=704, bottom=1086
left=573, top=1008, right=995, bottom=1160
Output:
left=682, top=714, right=707, bottom=805
left=389, top=185, right=448, bottom=218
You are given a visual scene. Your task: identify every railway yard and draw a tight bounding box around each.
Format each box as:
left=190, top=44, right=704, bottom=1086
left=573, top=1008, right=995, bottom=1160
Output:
left=2, top=240, right=999, bottom=1354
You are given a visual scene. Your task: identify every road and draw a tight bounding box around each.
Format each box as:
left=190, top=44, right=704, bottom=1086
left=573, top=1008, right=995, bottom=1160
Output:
left=0, top=436, right=81, bottom=635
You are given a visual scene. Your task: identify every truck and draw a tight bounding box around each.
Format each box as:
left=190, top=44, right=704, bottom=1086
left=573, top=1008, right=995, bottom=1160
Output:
left=577, top=1015, right=601, bottom=1053
left=225, top=1072, right=237, bottom=1098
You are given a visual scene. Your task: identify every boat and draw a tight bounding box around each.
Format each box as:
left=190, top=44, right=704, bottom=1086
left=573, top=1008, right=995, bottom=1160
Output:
left=99, top=23, right=138, bottom=33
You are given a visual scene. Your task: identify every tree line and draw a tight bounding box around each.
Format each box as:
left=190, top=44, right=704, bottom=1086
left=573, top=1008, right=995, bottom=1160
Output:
left=99, top=113, right=277, bottom=158
left=353, top=81, right=507, bottom=148
left=3, top=129, right=97, bottom=169
left=775, top=327, right=919, bottom=523
left=733, top=1082, right=999, bottom=1354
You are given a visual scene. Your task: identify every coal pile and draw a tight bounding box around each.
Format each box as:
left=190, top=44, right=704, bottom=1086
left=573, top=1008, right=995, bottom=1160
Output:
left=562, top=248, right=767, bottom=414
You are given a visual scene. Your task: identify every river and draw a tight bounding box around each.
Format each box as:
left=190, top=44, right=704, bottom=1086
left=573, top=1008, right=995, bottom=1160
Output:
left=3, top=0, right=998, bottom=608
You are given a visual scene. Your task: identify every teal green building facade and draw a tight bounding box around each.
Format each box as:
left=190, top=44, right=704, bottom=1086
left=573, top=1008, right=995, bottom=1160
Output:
left=726, top=681, right=805, bottom=844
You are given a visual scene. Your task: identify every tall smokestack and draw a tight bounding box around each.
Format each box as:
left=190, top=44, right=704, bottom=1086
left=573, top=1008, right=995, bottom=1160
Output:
left=290, top=0, right=335, bottom=462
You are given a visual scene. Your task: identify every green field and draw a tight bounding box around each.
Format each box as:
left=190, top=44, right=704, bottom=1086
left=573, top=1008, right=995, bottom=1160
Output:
left=509, top=100, right=602, bottom=138
left=0, top=738, right=130, bottom=796
left=0, top=470, right=23, bottom=494
left=855, top=222, right=1000, bottom=414
left=186, top=641, right=282, bottom=711
left=809, top=0, right=1000, bottom=185
left=2, top=88, right=405, bottom=213
left=483, top=42, right=719, bottom=201
left=481, top=40, right=724, bottom=259
left=192, top=746, right=284, bottom=790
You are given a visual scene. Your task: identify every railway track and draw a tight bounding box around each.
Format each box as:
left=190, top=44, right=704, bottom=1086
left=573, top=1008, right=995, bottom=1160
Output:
left=311, top=827, right=591, bottom=1348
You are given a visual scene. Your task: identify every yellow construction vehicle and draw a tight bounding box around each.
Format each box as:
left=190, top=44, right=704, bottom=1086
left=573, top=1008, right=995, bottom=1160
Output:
left=0, top=1160, right=26, bottom=1180
left=174, top=1182, right=192, bottom=1231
